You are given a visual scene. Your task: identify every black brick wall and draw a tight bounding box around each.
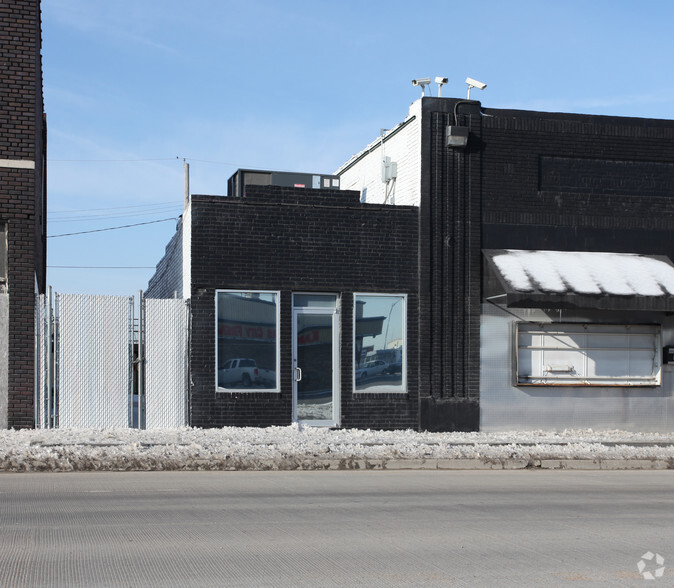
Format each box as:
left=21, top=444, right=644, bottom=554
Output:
left=0, top=0, right=46, bottom=428
left=149, top=100, right=674, bottom=434
left=419, top=98, right=482, bottom=431
left=417, top=98, right=674, bottom=432
left=188, top=185, right=419, bottom=429
left=479, top=107, right=674, bottom=262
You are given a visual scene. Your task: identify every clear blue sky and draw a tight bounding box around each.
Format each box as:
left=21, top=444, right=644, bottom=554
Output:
left=42, top=0, right=674, bottom=296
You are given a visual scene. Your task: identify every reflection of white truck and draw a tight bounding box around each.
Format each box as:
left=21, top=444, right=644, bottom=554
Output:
left=218, top=358, right=259, bottom=387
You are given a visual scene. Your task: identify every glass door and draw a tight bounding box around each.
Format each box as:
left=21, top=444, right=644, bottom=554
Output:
left=292, top=294, right=339, bottom=426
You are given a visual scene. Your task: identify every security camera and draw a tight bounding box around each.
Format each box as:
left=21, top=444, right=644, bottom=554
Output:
left=412, top=77, right=432, bottom=97
left=465, top=77, right=487, bottom=90
left=465, top=77, right=487, bottom=99
left=434, top=76, right=449, bottom=97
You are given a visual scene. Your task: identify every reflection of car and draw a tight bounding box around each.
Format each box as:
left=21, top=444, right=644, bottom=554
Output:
left=386, top=362, right=402, bottom=374
left=218, top=358, right=259, bottom=387
left=355, top=359, right=388, bottom=380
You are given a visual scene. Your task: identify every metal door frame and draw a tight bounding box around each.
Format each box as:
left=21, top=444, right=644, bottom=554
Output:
left=292, top=297, right=340, bottom=427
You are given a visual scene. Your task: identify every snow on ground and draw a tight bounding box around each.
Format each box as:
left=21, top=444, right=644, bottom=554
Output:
left=1, top=426, right=674, bottom=472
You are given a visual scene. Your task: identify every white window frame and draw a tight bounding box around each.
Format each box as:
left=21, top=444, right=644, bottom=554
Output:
left=516, top=323, right=661, bottom=387
left=353, top=293, right=407, bottom=394
left=215, top=289, right=280, bottom=393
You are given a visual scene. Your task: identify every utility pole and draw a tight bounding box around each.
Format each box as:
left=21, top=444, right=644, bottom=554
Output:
left=184, top=159, right=190, bottom=209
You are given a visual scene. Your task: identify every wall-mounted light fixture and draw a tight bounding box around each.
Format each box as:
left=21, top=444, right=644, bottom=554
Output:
left=446, top=125, right=469, bottom=148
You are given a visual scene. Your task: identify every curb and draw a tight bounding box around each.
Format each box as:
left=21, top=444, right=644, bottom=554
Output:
left=246, top=458, right=674, bottom=471
left=2, top=452, right=673, bottom=473
left=379, top=459, right=671, bottom=471
left=1, top=458, right=672, bottom=472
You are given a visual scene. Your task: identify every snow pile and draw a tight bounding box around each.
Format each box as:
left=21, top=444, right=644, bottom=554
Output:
left=1, top=426, right=673, bottom=472
left=493, top=250, right=674, bottom=296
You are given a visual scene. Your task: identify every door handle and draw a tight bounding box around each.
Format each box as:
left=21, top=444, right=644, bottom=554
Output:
left=295, top=367, right=302, bottom=382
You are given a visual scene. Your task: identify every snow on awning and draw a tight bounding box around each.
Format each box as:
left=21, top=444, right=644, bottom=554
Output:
left=483, top=249, right=674, bottom=311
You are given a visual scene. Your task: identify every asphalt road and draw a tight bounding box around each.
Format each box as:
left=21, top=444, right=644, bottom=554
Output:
left=0, top=470, right=672, bottom=587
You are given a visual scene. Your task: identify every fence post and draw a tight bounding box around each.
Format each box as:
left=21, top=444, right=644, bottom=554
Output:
left=34, top=293, right=43, bottom=428
left=47, top=287, right=54, bottom=428
left=138, top=290, right=145, bottom=429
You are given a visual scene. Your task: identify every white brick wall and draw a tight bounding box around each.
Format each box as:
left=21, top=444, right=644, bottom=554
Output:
left=182, top=204, right=191, bottom=299
left=336, top=99, right=422, bottom=207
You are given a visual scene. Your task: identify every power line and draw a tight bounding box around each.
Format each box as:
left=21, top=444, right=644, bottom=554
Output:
left=48, top=157, right=179, bottom=162
left=180, top=158, right=238, bottom=166
left=48, top=265, right=155, bottom=269
left=47, top=217, right=178, bottom=238
left=50, top=206, right=182, bottom=223
left=46, top=155, right=257, bottom=168
left=49, top=201, right=181, bottom=214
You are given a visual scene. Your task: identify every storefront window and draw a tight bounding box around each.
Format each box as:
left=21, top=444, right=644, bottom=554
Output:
left=216, top=291, right=279, bottom=391
left=354, top=294, right=406, bottom=393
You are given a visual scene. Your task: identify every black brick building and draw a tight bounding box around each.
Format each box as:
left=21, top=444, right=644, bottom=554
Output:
left=148, top=181, right=419, bottom=430
left=149, top=97, right=674, bottom=432
left=0, top=0, right=47, bottom=429
left=340, top=97, right=674, bottom=432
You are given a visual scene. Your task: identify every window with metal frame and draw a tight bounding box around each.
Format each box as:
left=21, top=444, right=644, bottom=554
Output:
left=516, top=323, right=661, bottom=386
left=354, top=294, right=406, bottom=393
left=215, top=291, right=279, bottom=392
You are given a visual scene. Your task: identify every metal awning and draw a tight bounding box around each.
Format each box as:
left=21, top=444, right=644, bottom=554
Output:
left=483, top=249, right=674, bottom=311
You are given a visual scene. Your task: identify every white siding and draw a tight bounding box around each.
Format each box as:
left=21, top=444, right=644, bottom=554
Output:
left=337, top=99, right=422, bottom=207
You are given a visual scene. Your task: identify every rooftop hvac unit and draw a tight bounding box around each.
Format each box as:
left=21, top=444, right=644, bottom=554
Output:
left=228, top=169, right=340, bottom=197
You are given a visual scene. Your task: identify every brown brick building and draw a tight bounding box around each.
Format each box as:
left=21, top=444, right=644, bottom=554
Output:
left=0, top=0, right=47, bottom=428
